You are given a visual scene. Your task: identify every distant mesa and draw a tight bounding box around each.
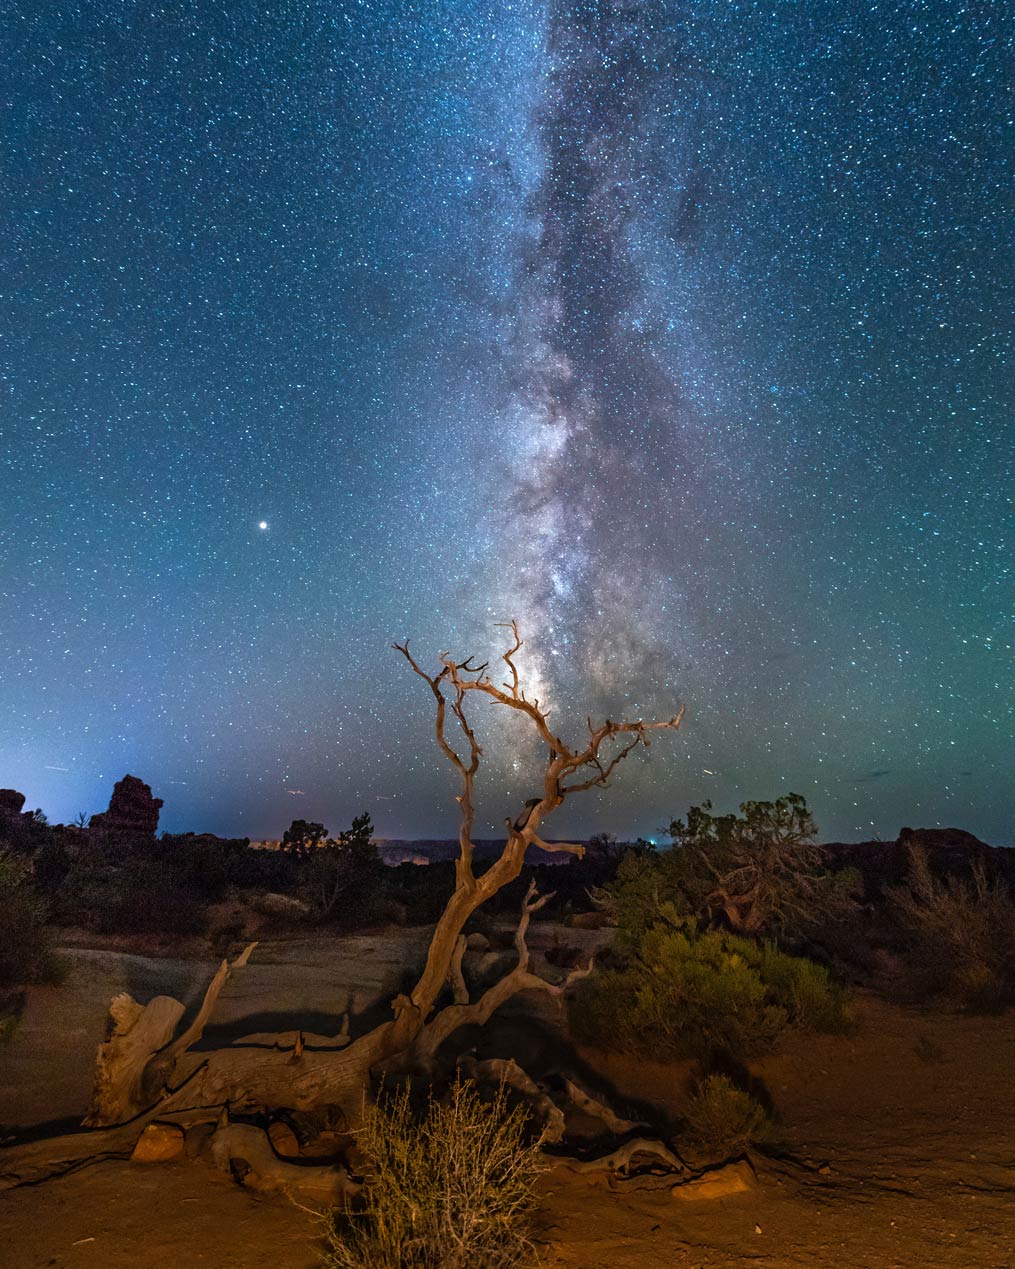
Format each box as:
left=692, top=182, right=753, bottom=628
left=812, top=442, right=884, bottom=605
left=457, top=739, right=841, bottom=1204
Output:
left=89, top=774, right=163, bottom=844
left=160, top=831, right=251, bottom=850
left=897, top=826, right=989, bottom=851
left=825, top=824, right=1013, bottom=894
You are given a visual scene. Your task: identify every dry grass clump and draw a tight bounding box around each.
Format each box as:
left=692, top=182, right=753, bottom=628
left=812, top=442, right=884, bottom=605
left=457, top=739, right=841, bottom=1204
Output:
left=682, top=1074, right=773, bottom=1161
left=890, top=846, right=1015, bottom=1011
left=324, top=1079, right=545, bottom=1269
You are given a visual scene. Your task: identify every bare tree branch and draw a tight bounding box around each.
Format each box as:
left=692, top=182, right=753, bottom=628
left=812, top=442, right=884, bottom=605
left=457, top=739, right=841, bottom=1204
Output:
left=530, top=833, right=586, bottom=859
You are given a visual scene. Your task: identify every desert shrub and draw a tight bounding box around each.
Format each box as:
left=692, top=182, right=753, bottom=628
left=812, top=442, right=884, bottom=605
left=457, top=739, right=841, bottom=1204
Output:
left=388, top=860, right=459, bottom=924
left=220, top=843, right=296, bottom=892
left=0, top=848, right=59, bottom=988
left=889, top=845, right=1015, bottom=1010
left=32, top=839, right=72, bottom=893
left=169, top=840, right=231, bottom=900
left=569, top=918, right=848, bottom=1062
left=301, top=813, right=382, bottom=926
left=591, top=844, right=673, bottom=943
left=682, top=1074, right=773, bottom=1160
left=53, top=861, right=206, bottom=935
left=325, top=1080, right=544, bottom=1269
left=245, top=890, right=313, bottom=928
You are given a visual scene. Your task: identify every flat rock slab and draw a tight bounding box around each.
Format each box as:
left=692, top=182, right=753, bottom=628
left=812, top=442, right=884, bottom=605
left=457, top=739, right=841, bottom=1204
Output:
left=0, top=922, right=604, bottom=1132
left=200, top=931, right=436, bottom=1045
left=0, top=948, right=213, bottom=1130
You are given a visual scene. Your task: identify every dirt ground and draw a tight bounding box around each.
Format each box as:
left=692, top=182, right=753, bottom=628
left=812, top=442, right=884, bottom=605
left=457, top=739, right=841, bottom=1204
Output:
left=2, top=930, right=1014, bottom=1268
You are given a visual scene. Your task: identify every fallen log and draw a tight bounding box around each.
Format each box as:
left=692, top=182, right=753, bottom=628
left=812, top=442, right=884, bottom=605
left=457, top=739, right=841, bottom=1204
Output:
left=85, top=942, right=258, bottom=1127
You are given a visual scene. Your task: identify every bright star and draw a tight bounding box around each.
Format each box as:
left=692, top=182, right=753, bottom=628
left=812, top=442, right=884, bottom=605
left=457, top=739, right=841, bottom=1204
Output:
left=258, top=520, right=268, bottom=531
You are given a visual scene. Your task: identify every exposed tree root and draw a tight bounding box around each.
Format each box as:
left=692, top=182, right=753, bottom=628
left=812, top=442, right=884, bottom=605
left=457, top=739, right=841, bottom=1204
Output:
left=560, top=1077, right=646, bottom=1136
left=557, top=1136, right=688, bottom=1178
left=458, top=1056, right=567, bottom=1144
left=209, top=1118, right=358, bottom=1203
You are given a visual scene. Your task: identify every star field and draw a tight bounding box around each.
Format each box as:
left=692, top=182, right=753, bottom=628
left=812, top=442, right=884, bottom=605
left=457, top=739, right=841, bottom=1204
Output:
left=1, top=1, right=1012, bottom=843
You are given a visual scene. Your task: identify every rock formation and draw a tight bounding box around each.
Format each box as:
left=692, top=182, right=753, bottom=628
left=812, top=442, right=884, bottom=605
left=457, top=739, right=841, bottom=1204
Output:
left=0, top=789, right=27, bottom=821
left=89, top=774, right=163, bottom=844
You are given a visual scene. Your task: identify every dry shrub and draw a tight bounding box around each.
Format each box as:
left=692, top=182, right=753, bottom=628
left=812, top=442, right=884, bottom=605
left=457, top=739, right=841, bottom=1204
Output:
left=682, top=1074, right=773, bottom=1160
left=0, top=848, right=61, bottom=989
left=245, top=890, right=313, bottom=926
left=325, top=1079, right=545, bottom=1269
left=890, top=846, right=1015, bottom=1011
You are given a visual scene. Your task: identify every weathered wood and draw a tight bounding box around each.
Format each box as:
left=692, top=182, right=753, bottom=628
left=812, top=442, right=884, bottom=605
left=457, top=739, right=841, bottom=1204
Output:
left=409, top=881, right=594, bottom=1066
left=458, top=1055, right=566, bottom=1144
left=561, top=1078, right=646, bottom=1136
left=84, top=993, right=185, bottom=1127
left=0, top=1104, right=222, bottom=1190
left=559, top=1137, right=687, bottom=1177
left=85, top=943, right=258, bottom=1127
left=208, top=1121, right=357, bottom=1203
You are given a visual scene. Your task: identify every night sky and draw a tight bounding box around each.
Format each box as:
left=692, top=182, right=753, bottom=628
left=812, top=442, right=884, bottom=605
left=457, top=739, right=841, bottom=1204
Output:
left=2, top=1, right=1012, bottom=844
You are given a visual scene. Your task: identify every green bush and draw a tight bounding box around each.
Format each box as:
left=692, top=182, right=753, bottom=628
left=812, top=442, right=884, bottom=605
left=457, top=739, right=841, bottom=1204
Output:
left=569, top=918, right=849, bottom=1062
left=682, top=1074, right=773, bottom=1160
left=0, top=848, right=59, bottom=988
left=325, top=1079, right=544, bottom=1269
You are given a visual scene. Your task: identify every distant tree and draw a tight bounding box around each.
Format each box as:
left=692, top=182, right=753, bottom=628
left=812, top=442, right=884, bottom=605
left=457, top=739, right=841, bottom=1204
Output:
left=586, top=831, right=617, bottom=859
left=666, top=794, right=859, bottom=939
left=565, top=830, right=624, bottom=897
left=281, top=819, right=328, bottom=859
left=304, top=812, right=381, bottom=923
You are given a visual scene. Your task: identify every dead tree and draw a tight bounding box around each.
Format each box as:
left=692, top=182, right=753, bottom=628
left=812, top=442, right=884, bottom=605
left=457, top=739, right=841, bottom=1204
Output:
left=0, top=624, right=684, bottom=1188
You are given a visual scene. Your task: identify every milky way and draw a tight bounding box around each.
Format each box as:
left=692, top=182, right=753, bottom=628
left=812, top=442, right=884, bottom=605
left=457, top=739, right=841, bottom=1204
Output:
left=1, top=1, right=1012, bottom=843
left=496, top=1, right=698, bottom=711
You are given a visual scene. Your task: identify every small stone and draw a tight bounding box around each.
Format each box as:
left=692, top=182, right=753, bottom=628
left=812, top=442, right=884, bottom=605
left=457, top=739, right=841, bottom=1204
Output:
left=268, top=1121, right=301, bottom=1157
left=465, top=931, right=491, bottom=953
left=818, top=1164, right=832, bottom=1176
left=672, top=1159, right=756, bottom=1201
left=131, top=1121, right=184, bottom=1163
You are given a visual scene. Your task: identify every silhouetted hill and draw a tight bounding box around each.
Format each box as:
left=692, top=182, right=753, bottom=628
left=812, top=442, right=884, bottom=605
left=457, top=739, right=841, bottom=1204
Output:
left=824, top=826, right=1015, bottom=897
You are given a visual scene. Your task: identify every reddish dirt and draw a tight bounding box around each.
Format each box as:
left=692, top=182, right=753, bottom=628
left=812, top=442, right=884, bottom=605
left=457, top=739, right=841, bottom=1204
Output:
left=2, top=938, right=1014, bottom=1267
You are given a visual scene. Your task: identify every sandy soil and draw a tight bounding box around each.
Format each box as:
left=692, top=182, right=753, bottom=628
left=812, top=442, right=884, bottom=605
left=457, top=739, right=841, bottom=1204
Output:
left=2, top=929, right=1014, bottom=1268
